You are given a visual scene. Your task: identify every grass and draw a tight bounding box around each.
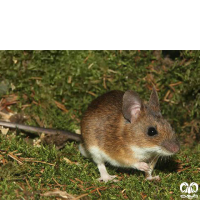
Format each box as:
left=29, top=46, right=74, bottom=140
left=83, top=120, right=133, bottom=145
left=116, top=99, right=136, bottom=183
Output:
left=0, top=50, right=200, bottom=199
left=0, top=135, right=199, bottom=199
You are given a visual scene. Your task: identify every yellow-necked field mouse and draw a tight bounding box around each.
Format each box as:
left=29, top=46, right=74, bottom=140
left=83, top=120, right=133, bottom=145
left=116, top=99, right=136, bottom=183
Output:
left=0, top=87, right=180, bottom=182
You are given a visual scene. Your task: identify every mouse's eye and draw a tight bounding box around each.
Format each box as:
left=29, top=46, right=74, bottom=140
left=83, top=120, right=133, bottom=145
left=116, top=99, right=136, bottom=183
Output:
left=147, top=127, right=158, bottom=136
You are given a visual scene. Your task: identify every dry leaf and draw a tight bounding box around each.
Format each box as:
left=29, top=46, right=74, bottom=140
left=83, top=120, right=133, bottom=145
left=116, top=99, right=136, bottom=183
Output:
left=41, top=189, right=89, bottom=199
left=141, top=192, right=147, bottom=199
left=13, top=58, right=18, bottom=64
left=68, top=76, right=72, bottom=83
left=10, top=83, right=16, bottom=91
left=33, top=133, right=46, bottom=147
left=41, top=188, right=75, bottom=199
left=0, top=111, right=14, bottom=121
left=33, top=138, right=42, bottom=147
left=63, top=157, right=79, bottom=165
left=88, top=63, right=94, bottom=69
left=75, top=129, right=81, bottom=134
left=0, top=126, right=9, bottom=135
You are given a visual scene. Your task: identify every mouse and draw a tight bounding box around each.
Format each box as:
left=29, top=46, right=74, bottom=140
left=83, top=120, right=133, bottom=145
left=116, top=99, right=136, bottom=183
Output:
left=0, top=87, right=180, bottom=182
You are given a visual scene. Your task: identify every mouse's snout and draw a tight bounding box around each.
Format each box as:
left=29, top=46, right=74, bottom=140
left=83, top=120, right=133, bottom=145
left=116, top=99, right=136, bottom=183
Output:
left=161, top=138, right=180, bottom=154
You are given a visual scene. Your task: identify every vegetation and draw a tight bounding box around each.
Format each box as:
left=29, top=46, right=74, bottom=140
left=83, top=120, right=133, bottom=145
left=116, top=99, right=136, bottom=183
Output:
left=0, top=50, right=199, bottom=199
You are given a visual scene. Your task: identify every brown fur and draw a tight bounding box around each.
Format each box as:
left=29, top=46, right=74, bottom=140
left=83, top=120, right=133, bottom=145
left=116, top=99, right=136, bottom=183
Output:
left=81, top=89, right=179, bottom=167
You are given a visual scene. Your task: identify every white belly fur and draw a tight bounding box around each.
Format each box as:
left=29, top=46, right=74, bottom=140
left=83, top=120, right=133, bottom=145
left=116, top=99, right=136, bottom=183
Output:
left=89, top=146, right=121, bottom=167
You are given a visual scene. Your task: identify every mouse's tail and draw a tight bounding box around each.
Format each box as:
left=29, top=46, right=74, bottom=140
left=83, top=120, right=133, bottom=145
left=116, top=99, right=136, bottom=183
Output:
left=0, top=121, right=82, bottom=142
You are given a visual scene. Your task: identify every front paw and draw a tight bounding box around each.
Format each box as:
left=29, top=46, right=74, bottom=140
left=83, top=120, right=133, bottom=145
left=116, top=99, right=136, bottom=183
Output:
left=135, top=162, right=150, bottom=172
left=146, top=175, right=160, bottom=181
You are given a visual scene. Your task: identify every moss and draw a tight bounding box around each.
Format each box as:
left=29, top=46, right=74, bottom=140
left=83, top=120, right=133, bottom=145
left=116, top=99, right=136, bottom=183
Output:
left=0, top=50, right=199, bottom=199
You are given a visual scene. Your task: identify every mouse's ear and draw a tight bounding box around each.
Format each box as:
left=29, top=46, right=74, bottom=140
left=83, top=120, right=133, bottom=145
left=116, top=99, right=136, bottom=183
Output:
left=122, top=91, right=143, bottom=123
left=147, top=86, right=161, bottom=116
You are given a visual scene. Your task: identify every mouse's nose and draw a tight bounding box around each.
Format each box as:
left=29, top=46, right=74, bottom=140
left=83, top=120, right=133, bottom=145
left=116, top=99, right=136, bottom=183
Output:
left=161, top=138, right=180, bottom=154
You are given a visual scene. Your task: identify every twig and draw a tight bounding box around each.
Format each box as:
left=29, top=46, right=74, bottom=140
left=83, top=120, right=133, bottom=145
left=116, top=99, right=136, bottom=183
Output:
left=52, top=178, right=65, bottom=187
left=73, top=193, right=89, bottom=200
left=8, top=153, right=23, bottom=165
left=25, top=178, right=32, bottom=190
left=25, top=160, right=55, bottom=166
left=86, top=91, right=96, bottom=97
